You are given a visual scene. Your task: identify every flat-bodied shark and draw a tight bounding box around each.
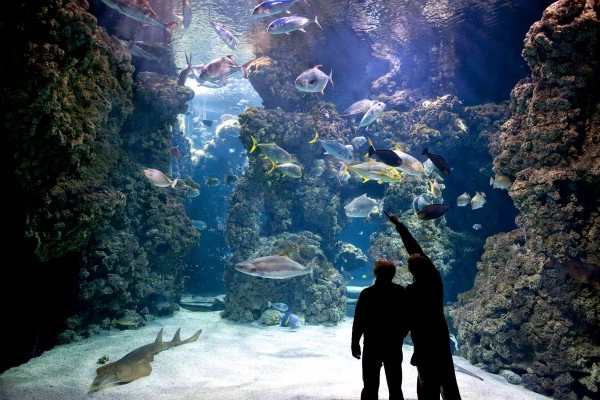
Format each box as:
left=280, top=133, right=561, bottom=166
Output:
left=92, top=327, right=202, bottom=389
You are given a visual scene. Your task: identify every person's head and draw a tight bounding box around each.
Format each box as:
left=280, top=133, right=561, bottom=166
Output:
left=373, top=258, right=396, bottom=281
left=407, top=253, right=431, bottom=280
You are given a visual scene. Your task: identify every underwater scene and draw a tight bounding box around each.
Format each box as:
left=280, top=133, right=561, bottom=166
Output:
left=1, top=0, right=599, bottom=399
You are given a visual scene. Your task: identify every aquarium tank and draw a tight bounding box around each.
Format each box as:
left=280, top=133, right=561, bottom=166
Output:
left=1, top=0, right=599, bottom=399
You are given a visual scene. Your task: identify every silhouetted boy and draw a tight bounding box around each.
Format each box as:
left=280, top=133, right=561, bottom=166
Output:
left=385, top=211, right=462, bottom=400
left=352, top=258, right=409, bottom=400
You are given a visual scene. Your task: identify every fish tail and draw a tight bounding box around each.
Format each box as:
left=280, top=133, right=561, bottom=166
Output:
left=489, top=177, right=494, bottom=186
left=308, top=130, right=319, bottom=143
left=314, top=15, right=323, bottom=30
left=171, top=179, right=179, bottom=188
left=250, top=136, right=258, bottom=152
left=309, top=257, right=317, bottom=282
left=329, top=69, right=333, bottom=87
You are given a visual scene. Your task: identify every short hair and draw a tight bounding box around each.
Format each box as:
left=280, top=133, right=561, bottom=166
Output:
left=407, top=253, right=432, bottom=279
left=374, top=258, right=396, bottom=281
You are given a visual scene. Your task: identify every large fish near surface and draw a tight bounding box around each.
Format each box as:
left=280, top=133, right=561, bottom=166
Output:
left=267, top=15, right=322, bottom=34
left=100, top=0, right=177, bottom=43
left=309, top=131, right=354, bottom=165
left=253, top=0, right=308, bottom=18
left=235, top=255, right=316, bottom=280
left=92, top=328, right=202, bottom=388
left=295, top=65, right=333, bottom=94
left=195, top=55, right=242, bottom=85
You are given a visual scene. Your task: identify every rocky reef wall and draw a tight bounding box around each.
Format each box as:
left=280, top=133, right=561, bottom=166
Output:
left=452, top=1, right=600, bottom=399
left=2, top=0, right=198, bottom=371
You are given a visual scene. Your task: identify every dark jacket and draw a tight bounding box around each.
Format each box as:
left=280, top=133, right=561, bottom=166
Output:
left=352, top=280, right=409, bottom=349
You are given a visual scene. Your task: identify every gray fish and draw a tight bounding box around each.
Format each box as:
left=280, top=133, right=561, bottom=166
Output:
left=412, top=193, right=432, bottom=213
left=177, top=53, right=193, bottom=86
left=235, top=255, right=316, bottom=280
left=209, top=19, right=237, bottom=50
left=196, top=55, right=242, bottom=85
left=308, top=131, right=354, bottom=165
left=357, top=101, right=386, bottom=130
left=253, top=0, right=308, bottom=18
left=268, top=301, right=289, bottom=312
left=267, top=15, right=323, bottom=34
left=341, top=99, right=374, bottom=116
left=456, top=192, right=471, bottom=207
left=100, top=0, right=177, bottom=43
left=470, top=191, right=486, bottom=210
left=344, top=194, right=382, bottom=218
left=270, top=161, right=302, bottom=178
left=295, top=65, right=333, bottom=94
left=182, top=0, right=192, bottom=29
left=490, top=174, right=512, bottom=190
left=122, top=40, right=162, bottom=63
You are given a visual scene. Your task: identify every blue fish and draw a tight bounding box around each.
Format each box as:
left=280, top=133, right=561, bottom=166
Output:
left=309, top=131, right=354, bottom=165
left=268, top=301, right=289, bottom=312
left=267, top=15, right=322, bottom=35
left=280, top=312, right=302, bottom=328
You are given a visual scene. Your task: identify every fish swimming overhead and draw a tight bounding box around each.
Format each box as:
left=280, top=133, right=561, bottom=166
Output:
left=309, top=131, right=354, bottom=164
left=144, top=168, right=178, bottom=188
left=92, top=328, right=202, bottom=388
left=422, top=147, right=451, bottom=176
left=100, top=0, right=177, bottom=43
left=365, top=137, right=403, bottom=167
left=267, top=15, right=322, bottom=34
left=253, top=0, right=308, bottom=18
left=209, top=19, right=238, bottom=50
left=235, top=255, right=316, bottom=280
left=295, top=65, right=333, bottom=94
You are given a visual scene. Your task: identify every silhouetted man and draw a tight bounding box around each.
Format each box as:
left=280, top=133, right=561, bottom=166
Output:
left=385, top=211, right=462, bottom=400
left=352, top=258, right=409, bottom=400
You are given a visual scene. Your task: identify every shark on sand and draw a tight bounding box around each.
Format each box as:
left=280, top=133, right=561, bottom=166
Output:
left=91, top=327, right=202, bottom=389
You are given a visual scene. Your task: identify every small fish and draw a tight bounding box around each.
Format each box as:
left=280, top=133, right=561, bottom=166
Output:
left=170, top=146, right=183, bottom=158
left=361, top=274, right=367, bottom=279
left=235, top=255, right=316, bottom=280
left=224, top=174, right=239, bottom=184
left=295, top=65, right=333, bottom=94
left=209, top=18, right=238, bottom=50
left=357, top=101, right=386, bottom=131
left=412, top=193, right=432, bottom=213
left=337, top=161, right=351, bottom=184
left=344, top=193, right=382, bottom=218
left=280, top=312, right=302, bottom=328
left=423, top=158, right=435, bottom=175
left=253, top=0, right=308, bottom=18
left=472, top=223, right=483, bottom=230
left=193, top=220, right=207, bottom=231
left=205, top=177, right=220, bottom=187
left=201, top=119, right=215, bottom=127
left=417, top=203, right=451, bottom=220
left=268, top=301, right=289, bottom=312
left=267, top=15, right=323, bottom=34
left=470, top=191, right=487, bottom=210
left=365, top=137, right=403, bottom=167
left=341, top=99, right=374, bottom=116
left=395, top=150, right=425, bottom=176
left=250, top=136, right=295, bottom=164
left=112, top=315, right=141, bottom=328
left=352, top=136, right=368, bottom=148
left=270, top=161, right=302, bottom=178
left=308, top=131, right=354, bottom=165
left=456, top=192, right=471, bottom=207
left=182, top=0, right=192, bottom=29
left=490, top=174, right=512, bottom=190
left=427, top=177, right=442, bottom=198
left=422, top=148, right=451, bottom=176
left=144, top=168, right=178, bottom=188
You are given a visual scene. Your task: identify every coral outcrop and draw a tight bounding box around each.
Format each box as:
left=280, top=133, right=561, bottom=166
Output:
left=452, top=1, right=600, bottom=398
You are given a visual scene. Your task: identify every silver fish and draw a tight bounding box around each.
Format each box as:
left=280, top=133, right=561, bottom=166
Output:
left=341, top=99, right=374, bottom=116
left=268, top=301, right=289, bottom=312
left=490, top=174, right=512, bottom=190
left=196, top=55, right=242, bottom=85
left=267, top=15, right=322, bottom=34
left=182, top=0, right=192, bottom=29
left=344, top=194, right=382, bottom=218
left=456, top=192, right=471, bottom=207
left=100, top=0, right=177, bottom=43
left=253, top=0, right=308, bottom=18
left=357, top=101, right=386, bottom=130
left=412, top=193, right=432, bottom=213
left=235, top=255, right=316, bottom=280
left=470, top=191, right=487, bottom=210
left=209, top=19, right=237, bottom=50
left=271, top=162, right=302, bottom=178
left=308, top=131, right=353, bottom=164
left=295, top=65, right=333, bottom=94
left=352, top=136, right=368, bottom=148
left=144, top=168, right=178, bottom=188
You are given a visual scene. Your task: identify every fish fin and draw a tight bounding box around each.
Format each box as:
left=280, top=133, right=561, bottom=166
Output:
left=250, top=136, right=258, bottom=153
left=309, top=257, right=317, bottom=282
left=299, top=28, right=306, bottom=33
left=304, top=0, right=310, bottom=5
left=362, top=176, right=369, bottom=183
left=268, top=160, right=276, bottom=174
left=314, top=15, right=323, bottom=30
left=285, top=10, right=291, bottom=14
left=422, top=147, right=428, bottom=156
left=329, top=69, right=333, bottom=87
left=308, top=130, right=319, bottom=143
left=171, top=179, right=178, bottom=188
left=164, top=22, right=178, bottom=43
left=172, top=10, right=183, bottom=22
left=489, top=177, right=494, bottom=186
left=154, top=328, right=164, bottom=344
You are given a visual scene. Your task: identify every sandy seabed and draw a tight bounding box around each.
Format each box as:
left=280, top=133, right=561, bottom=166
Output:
left=0, top=309, right=552, bottom=400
